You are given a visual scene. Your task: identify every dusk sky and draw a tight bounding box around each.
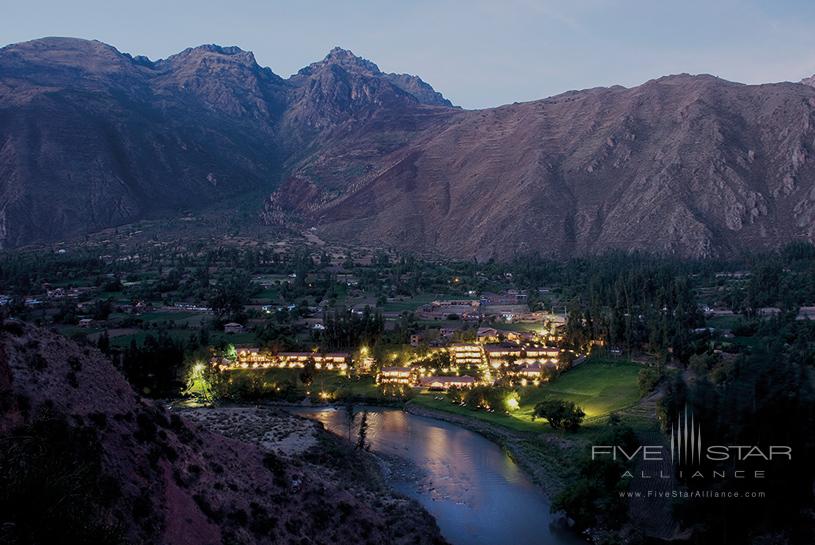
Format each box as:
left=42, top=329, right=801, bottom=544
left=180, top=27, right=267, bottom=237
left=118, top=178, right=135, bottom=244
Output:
left=4, top=0, right=815, bottom=109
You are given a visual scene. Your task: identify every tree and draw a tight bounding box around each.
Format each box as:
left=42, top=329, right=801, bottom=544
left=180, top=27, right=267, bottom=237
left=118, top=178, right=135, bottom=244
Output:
left=552, top=423, right=638, bottom=531
left=208, top=272, right=253, bottom=323
left=96, top=330, right=110, bottom=354
left=355, top=411, right=370, bottom=450
left=121, top=331, right=186, bottom=397
left=299, top=356, right=316, bottom=389
left=638, top=365, right=663, bottom=396
left=344, top=404, right=355, bottom=441
left=532, top=399, right=585, bottom=430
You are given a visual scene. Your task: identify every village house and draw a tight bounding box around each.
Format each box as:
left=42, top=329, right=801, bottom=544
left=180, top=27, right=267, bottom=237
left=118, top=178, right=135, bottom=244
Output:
left=476, top=327, right=500, bottom=343
left=439, top=326, right=461, bottom=338
left=514, top=363, right=553, bottom=380
left=410, top=334, right=423, bottom=347
left=500, top=329, right=538, bottom=343
left=78, top=318, right=95, bottom=328
left=524, top=347, right=560, bottom=360
left=484, top=343, right=560, bottom=368
left=416, top=299, right=481, bottom=321
left=479, top=291, right=528, bottom=306
left=449, top=343, right=484, bottom=366
left=481, top=303, right=529, bottom=322
left=379, top=366, right=413, bottom=385
left=223, top=322, right=245, bottom=334
left=228, top=348, right=351, bottom=371
left=419, top=375, right=477, bottom=391
left=356, top=355, right=375, bottom=373
left=46, top=287, right=66, bottom=299
left=796, top=306, right=815, bottom=320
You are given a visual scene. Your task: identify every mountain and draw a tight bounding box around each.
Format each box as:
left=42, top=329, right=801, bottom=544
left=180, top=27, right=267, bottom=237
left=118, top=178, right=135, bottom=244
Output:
left=2, top=37, right=815, bottom=259
left=0, top=319, right=447, bottom=545
left=803, top=74, right=815, bottom=88
left=0, top=38, right=290, bottom=248
left=296, top=75, right=815, bottom=259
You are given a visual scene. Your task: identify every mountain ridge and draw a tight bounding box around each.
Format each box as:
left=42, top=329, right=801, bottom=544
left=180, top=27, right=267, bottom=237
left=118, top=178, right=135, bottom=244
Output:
left=2, top=37, right=815, bottom=258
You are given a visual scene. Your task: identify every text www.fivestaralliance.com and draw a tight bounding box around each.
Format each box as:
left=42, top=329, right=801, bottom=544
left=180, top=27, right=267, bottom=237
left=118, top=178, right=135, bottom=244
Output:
left=621, top=490, right=766, bottom=499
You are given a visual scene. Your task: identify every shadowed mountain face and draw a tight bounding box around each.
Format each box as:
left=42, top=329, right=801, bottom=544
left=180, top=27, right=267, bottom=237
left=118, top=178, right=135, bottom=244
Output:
left=2, top=37, right=815, bottom=259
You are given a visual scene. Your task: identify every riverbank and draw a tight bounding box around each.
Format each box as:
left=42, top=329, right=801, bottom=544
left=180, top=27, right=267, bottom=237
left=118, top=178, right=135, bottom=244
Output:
left=293, top=405, right=586, bottom=545
left=404, top=402, right=580, bottom=497
left=180, top=406, right=320, bottom=455
left=181, top=399, right=584, bottom=498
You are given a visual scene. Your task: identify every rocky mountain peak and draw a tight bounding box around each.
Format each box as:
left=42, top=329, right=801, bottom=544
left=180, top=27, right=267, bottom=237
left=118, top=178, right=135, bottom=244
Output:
left=383, top=72, right=454, bottom=107
left=298, top=46, right=382, bottom=77
left=163, top=43, right=262, bottom=70
left=293, top=46, right=453, bottom=107
left=802, top=74, right=815, bottom=87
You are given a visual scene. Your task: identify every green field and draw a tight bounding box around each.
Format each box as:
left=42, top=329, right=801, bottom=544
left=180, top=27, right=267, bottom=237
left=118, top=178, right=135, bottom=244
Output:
left=381, top=293, right=446, bottom=312
left=139, top=311, right=202, bottom=323
left=413, top=359, right=642, bottom=432
left=491, top=322, right=545, bottom=333
left=253, top=288, right=280, bottom=300
left=706, top=314, right=742, bottom=330
left=108, top=328, right=257, bottom=348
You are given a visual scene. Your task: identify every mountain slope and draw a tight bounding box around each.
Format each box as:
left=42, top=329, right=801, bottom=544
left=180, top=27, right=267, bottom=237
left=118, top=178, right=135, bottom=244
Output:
left=282, top=75, right=815, bottom=259
left=0, top=38, right=293, bottom=247
left=2, top=37, right=815, bottom=258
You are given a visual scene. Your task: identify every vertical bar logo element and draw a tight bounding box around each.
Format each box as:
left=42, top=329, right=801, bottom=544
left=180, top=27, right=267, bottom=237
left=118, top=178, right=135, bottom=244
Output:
left=671, top=405, right=702, bottom=465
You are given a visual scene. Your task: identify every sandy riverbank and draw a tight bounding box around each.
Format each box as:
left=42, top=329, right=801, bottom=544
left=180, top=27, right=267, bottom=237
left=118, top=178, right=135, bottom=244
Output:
left=179, top=406, right=319, bottom=456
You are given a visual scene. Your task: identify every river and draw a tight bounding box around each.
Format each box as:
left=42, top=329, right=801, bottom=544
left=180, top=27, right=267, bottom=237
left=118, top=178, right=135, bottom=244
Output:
left=292, top=407, right=583, bottom=545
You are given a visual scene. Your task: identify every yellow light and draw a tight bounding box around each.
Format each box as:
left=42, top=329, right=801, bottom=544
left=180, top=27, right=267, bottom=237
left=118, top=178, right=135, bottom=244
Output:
left=505, top=393, right=520, bottom=412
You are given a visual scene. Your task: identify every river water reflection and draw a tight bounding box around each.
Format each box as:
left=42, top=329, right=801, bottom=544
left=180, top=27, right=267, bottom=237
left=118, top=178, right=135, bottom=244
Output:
left=292, top=407, right=584, bottom=545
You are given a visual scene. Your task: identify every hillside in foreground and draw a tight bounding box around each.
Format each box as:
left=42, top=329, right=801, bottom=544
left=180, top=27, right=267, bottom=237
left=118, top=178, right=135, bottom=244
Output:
left=0, top=319, right=446, bottom=545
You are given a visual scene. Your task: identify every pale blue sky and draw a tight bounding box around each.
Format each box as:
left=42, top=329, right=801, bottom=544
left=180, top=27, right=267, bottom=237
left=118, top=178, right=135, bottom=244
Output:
left=3, top=0, right=815, bottom=109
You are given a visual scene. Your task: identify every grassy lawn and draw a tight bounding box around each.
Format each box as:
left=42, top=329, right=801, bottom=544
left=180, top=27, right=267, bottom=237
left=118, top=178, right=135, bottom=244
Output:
left=490, top=322, right=544, bottom=333
left=706, top=314, right=742, bottom=330
left=107, top=327, right=258, bottom=348
left=413, top=359, right=642, bottom=433
left=519, top=359, right=642, bottom=419
left=210, top=331, right=258, bottom=345
left=57, top=325, right=104, bottom=338
left=139, top=311, right=200, bottom=322
left=382, top=293, right=446, bottom=312
left=253, top=288, right=279, bottom=300
left=416, top=319, right=469, bottom=329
